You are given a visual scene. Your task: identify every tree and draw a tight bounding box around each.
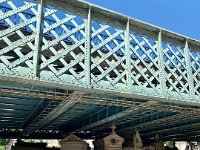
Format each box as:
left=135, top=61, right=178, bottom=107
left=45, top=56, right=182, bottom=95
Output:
left=0, top=139, right=9, bottom=146
left=165, top=141, right=174, bottom=148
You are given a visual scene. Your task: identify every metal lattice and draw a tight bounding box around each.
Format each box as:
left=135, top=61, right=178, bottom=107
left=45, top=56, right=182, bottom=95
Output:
left=91, top=21, right=126, bottom=90
left=0, top=0, right=38, bottom=77
left=0, top=0, right=200, bottom=104
left=190, top=51, right=200, bottom=96
left=162, top=42, right=189, bottom=97
left=39, top=5, right=87, bottom=85
left=129, top=32, right=159, bottom=96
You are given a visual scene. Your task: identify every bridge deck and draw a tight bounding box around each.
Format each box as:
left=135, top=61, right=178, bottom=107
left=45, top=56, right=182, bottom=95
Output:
left=0, top=0, right=200, bottom=141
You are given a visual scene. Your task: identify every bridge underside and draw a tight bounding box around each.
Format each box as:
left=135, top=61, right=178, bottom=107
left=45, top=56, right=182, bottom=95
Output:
left=0, top=0, right=200, bottom=142
left=1, top=79, right=200, bottom=141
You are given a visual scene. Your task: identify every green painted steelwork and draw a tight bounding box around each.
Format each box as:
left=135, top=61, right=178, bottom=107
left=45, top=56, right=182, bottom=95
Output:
left=0, top=0, right=200, bottom=141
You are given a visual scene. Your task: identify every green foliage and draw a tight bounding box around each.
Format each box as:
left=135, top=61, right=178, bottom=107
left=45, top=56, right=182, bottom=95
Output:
left=0, top=146, right=5, bottom=150
left=0, top=139, right=9, bottom=146
left=165, top=141, right=174, bottom=148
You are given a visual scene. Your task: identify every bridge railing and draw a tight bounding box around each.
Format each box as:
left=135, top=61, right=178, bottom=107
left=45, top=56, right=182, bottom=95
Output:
left=0, top=0, right=199, bottom=103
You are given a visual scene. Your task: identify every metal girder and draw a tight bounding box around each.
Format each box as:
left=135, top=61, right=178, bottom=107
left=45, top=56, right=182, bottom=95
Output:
left=1, top=86, right=200, bottom=115
left=61, top=109, right=157, bottom=137
left=18, top=100, right=56, bottom=129
left=157, top=31, right=166, bottom=97
left=0, top=0, right=200, bottom=140
left=184, top=40, right=195, bottom=99
left=84, top=110, right=155, bottom=135
left=125, top=19, right=131, bottom=91
left=33, top=0, right=43, bottom=78
left=164, top=130, right=200, bottom=140
left=116, top=112, right=177, bottom=132
left=63, top=107, right=138, bottom=133
left=20, top=91, right=84, bottom=137
left=141, top=116, right=200, bottom=138
left=79, top=108, right=138, bottom=131
left=85, top=6, right=91, bottom=87
left=43, top=104, right=106, bottom=132
left=0, top=0, right=199, bottom=109
left=0, top=95, right=51, bottom=129
left=182, top=134, right=200, bottom=141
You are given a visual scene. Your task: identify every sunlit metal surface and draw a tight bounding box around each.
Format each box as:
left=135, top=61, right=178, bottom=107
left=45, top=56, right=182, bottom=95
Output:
left=0, top=0, right=200, bottom=140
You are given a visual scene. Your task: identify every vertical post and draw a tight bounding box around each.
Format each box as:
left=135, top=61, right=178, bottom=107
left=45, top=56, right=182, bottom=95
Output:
left=125, top=19, right=131, bottom=91
left=85, top=6, right=91, bottom=87
left=33, top=0, right=43, bottom=78
left=184, top=40, right=195, bottom=100
left=157, top=30, right=166, bottom=97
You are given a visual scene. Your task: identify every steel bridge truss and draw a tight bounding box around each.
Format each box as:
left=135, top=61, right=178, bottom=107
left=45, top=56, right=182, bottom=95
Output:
left=0, top=0, right=199, bottom=104
left=0, top=0, right=200, bottom=140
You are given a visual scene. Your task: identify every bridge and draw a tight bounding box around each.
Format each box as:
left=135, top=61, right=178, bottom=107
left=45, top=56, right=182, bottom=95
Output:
left=0, top=0, right=200, bottom=142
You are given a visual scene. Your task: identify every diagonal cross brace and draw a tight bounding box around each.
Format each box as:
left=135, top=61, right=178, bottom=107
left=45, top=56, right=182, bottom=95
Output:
left=22, top=91, right=86, bottom=136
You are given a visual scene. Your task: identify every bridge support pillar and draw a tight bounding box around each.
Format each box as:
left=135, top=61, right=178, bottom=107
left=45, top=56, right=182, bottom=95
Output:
left=59, top=134, right=89, bottom=150
left=93, top=125, right=124, bottom=150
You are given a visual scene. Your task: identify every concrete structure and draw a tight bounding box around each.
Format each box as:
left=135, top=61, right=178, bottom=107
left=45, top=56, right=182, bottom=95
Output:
left=60, top=134, right=89, bottom=150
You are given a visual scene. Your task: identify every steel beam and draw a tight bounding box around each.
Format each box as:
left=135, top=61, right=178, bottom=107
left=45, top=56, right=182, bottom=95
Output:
left=164, top=129, right=200, bottom=140
left=184, top=40, right=195, bottom=99
left=142, top=116, right=200, bottom=138
left=117, top=112, right=176, bottom=132
left=157, top=31, right=166, bottom=97
left=20, top=92, right=83, bottom=137
left=0, top=0, right=199, bottom=106
left=1, top=74, right=200, bottom=107
left=0, top=0, right=200, bottom=140
left=64, top=107, right=139, bottom=133
left=181, top=134, right=200, bottom=141
left=33, top=0, right=43, bottom=78
left=1, top=86, right=200, bottom=115
left=125, top=19, right=131, bottom=91
left=85, top=7, right=91, bottom=87
left=84, top=110, right=153, bottom=134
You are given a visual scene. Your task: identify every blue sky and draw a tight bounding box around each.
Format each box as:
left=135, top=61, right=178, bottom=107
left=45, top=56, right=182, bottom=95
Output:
left=86, top=0, right=200, bottom=40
